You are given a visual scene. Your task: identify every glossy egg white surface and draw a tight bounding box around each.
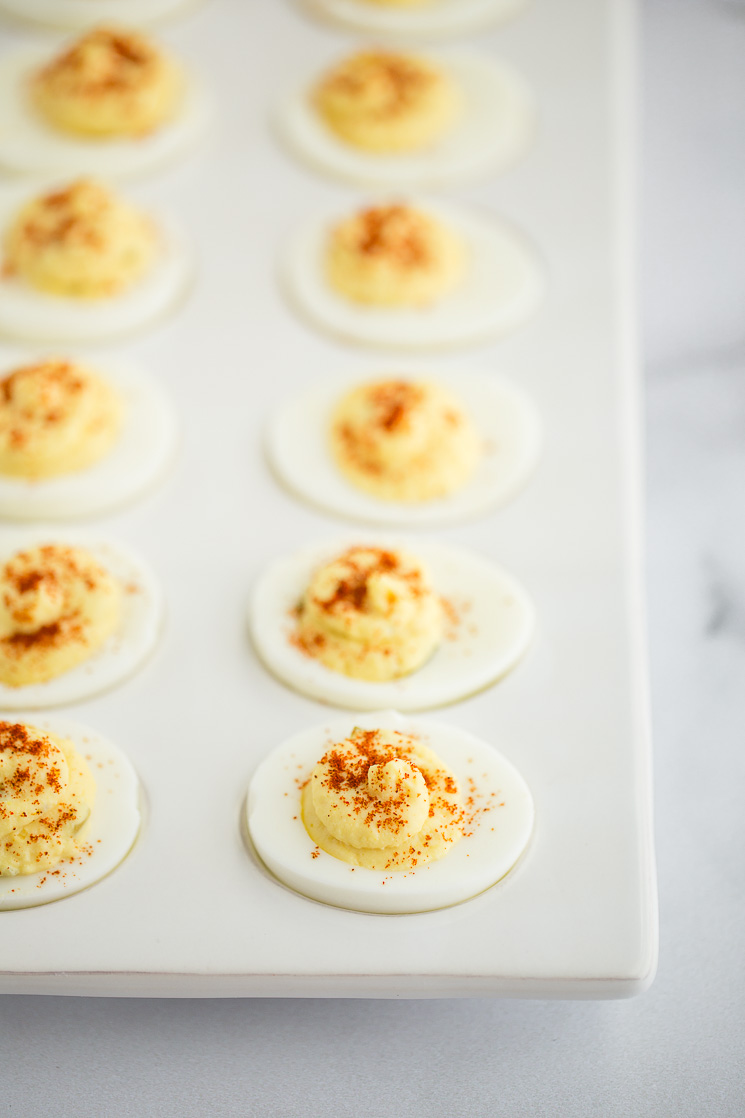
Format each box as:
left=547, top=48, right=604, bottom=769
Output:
left=299, top=0, right=528, bottom=38
left=246, top=708, right=535, bottom=915
left=267, top=365, right=542, bottom=527
left=276, top=52, right=534, bottom=189
left=0, top=529, right=164, bottom=710
left=0, top=712, right=141, bottom=910
left=0, top=47, right=210, bottom=180
left=0, top=0, right=206, bottom=30
left=0, top=187, right=193, bottom=345
left=248, top=536, right=535, bottom=711
left=282, top=200, right=545, bottom=350
left=0, top=356, right=179, bottom=520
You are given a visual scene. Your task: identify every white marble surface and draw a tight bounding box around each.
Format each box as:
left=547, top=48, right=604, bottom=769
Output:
left=2, top=0, right=744, bottom=1114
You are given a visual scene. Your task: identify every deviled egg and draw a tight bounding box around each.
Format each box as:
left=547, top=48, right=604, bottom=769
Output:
left=0, top=531, right=163, bottom=709
left=0, top=178, right=192, bottom=343
left=246, top=709, right=534, bottom=914
left=276, top=47, right=533, bottom=188
left=0, top=354, right=178, bottom=520
left=0, top=713, right=140, bottom=910
left=266, top=365, right=542, bottom=526
left=0, top=27, right=210, bottom=179
left=282, top=199, right=544, bottom=349
left=248, top=537, right=534, bottom=710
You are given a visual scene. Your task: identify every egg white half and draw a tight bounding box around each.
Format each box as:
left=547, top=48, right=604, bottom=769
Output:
left=248, top=536, right=534, bottom=711
left=0, top=355, right=178, bottom=521
left=0, top=0, right=206, bottom=30
left=267, top=365, right=542, bottom=527
left=276, top=53, right=534, bottom=190
left=0, top=712, right=141, bottom=910
left=0, top=187, right=193, bottom=345
left=246, top=708, right=534, bottom=914
left=0, top=529, right=164, bottom=710
left=282, top=200, right=544, bottom=350
left=0, top=48, right=210, bottom=181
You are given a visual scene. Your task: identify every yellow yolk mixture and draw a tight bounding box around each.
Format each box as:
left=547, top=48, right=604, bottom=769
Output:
left=0, top=719, right=95, bottom=876
left=302, top=726, right=464, bottom=870
left=314, top=49, right=459, bottom=153
left=0, top=358, right=121, bottom=480
left=325, top=203, right=465, bottom=307
left=330, top=378, right=481, bottom=502
left=296, top=545, right=443, bottom=681
left=0, top=544, right=121, bottom=687
left=3, top=178, right=157, bottom=298
left=31, top=25, right=183, bottom=139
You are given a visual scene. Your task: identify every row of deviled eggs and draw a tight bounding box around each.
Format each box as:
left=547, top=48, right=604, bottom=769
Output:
left=0, top=22, right=198, bottom=914
left=0, top=528, right=535, bottom=913
left=260, top=5, right=540, bottom=915
left=0, top=20, right=531, bottom=188
left=0, top=5, right=539, bottom=917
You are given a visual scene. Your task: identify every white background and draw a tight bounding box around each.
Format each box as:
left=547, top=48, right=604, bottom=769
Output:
left=2, top=0, right=744, bottom=1113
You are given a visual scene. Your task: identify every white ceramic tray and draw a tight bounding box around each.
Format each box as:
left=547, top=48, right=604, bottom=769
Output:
left=0, top=0, right=656, bottom=998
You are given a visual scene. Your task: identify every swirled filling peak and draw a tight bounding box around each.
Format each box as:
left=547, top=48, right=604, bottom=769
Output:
left=0, top=719, right=95, bottom=876
left=296, top=545, right=443, bottom=681
left=32, top=25, right=182, bottom=138
left=3, top=178, right=157, bottom=298
left=0, top=358, right=121, bottom=479
left=326, top=203, right=465, bottom=307
left=330, top=377, right=481, bottom=502
left=314, top=48, right=458, bottom=152
left=302, top=726, right=464, bottom=870
left=0, top=544, right=121, bottom=687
